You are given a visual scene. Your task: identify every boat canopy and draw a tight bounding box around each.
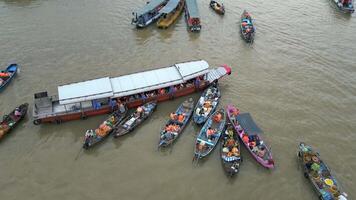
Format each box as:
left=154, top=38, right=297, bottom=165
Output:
left=57, top=60, right=209, bottom=104
left=111, top=60, right=209, bottom=97
left=159, top=0, right=180, bottom=14
left=58, top=77, right=113, bottom=105
left=185, top=0, right=200, bottom=18
left=236, top=113, right=263, bottom=136
left=136, top=0, right=167, bottom=16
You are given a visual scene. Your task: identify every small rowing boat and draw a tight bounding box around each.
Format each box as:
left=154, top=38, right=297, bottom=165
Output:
left=193, top=82, right=220, bottom=125
left=226, top=105, right=274, bottom=169
left=209, top=0, right=225, bottom=15
left=297, top=142, right=348, bottom=200
left=158, top=98, right=195, bottom=148
left=0, top=103, right=28, bottom=141
left=332, top=0, right=354, bottom=14
left=193, top=108, right=226, bottom=160
left=157, top=0, right=185, bottom=29
left=113, top=101, right=157, bottom=138
left=220, top=122, right=242, bottom=177
left=0, top=64, right=18, bottom=93
left=240, top=10, right=255, bottom=43
left=83, top=107, right=127, bottom=149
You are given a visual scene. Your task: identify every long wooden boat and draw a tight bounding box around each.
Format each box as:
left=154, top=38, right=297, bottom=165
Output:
left=131, top=0, right=168, bottom=28
left=0, top=103, right=28, bottom=141
left=209, top=0, right=225, bottom=15
left=157, top=0, right=185, bottom=29
left=0, top=64, right=18, bottom=92
left=32, top=60, right=231, bottom=125
left=220, top=122, right=242, bottom=177
left=297, top=142, right=348, bottom=200
left=193, top=82, right=220, bottom=125
left=240, top=10, right=255, bottom=43
left=158, top=98, right=195, bottom=148
left=193, top=108, right=226, bottom=160
left=226, top=105, right=274, bottom=169
left=185, top=0, right=201, bottom=32
left=83, top=108, right=127, bottom=149
left=332, top=0, right=354, bottom=13
left=113, top=101, right=157, bottom=137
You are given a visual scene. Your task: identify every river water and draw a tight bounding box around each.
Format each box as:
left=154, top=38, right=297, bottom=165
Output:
left=0, top=0, right=355, bottom=199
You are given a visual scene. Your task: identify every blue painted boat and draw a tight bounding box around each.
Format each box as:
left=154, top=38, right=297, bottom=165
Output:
left=131, top=0, right=168, bottom=28
left=158, top=98, right=195, bottom=148
left=240, top=10, right=255, bottom=43
left=193, top=82, right=220, bottom=125
left=0, top=64, right=18, bottom=92
left=193, top=108, right=226, bottom=160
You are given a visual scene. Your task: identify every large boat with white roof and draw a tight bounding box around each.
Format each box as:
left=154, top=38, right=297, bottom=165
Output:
left=32, top=60, right=231, bottom=125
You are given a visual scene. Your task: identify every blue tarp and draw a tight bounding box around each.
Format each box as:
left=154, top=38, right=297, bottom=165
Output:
left=236, top=113, right=263, bottom=136
left=185, top=0, right=200, bottom=18
left=159, top=0, right=180, bottom=14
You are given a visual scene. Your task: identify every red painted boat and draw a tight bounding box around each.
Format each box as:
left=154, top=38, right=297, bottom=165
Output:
left=32, top=60, right=232, bottom=125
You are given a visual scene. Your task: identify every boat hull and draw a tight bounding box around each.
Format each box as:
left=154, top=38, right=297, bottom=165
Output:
left=157, top=0, right=185, bottom=29
left=0, top=103, right=28, bottom=141
left=0, top=64, right=18, bottom=93
left=226, top=105, right=274, bottom=169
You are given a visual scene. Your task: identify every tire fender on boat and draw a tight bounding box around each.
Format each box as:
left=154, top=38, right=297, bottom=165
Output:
left=33, top=119, right=41, bottom=125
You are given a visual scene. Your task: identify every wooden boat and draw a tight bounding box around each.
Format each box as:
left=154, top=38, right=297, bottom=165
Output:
left=131, top=0, right=168, bottom=28
left=193, top=108, right=226, bottom=160
left=332, top=0, right=354, bottom=13
left=113, top=101, right=157, bottom=137
left=185, top=0, right=201, bottom=32
left=209, top=0, right=225, bottom=15
left=157, top=0, right=185, bottom=29
left=32, top=60, right=231, bottom=125
left=0, top=64, right=18, bottom=92
left=83, top=107, right=127, bottom=149
left=193, top=82, right=220, bottom=125
left=226, top=105, right=274, bottom=169
left=220, top=122, right=242, bottom=177
left=240, top=10, right=255, bottom=43
left=297, top=142, right=348, bottom=200
left=158, top=98, right=195, bottom=148
left=0, top=103, right=28, bottom=141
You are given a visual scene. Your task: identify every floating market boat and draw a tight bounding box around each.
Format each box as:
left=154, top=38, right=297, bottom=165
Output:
left=193, top=83, right=220, bottom=125
left=157, top=0, right=185, bottom=29
left=0, top=64, right=18, bottom=92
left=226, top=105, right=274, bottom=169
left=185, top=0, right=201, bottom=32
left=83, top=108, right=127, bottom=149
left=113, top=101, right=157, bottom=137
left=220, top=122, right=242, bottom=177
left=240, top=10, right=255, bottom=43
left=32, top=60, right=231, bottom=125
left=297, top=142, right=348, bottom=200
left=0, top=103, right=28, bottom=141
left=332, top=0, right=354, bottom=13
left=193, top=108, right=226, bottom=160
left=209, top=0, right=225, bottom=15
left=158, top=98, right=195, bottom=148
left=131, top=0, right=168, bottom=28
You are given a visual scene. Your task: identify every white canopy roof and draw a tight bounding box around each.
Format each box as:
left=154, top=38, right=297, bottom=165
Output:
left=58, top=77, right=113, bottom=105
left=58, top=60, right=210, bottom=104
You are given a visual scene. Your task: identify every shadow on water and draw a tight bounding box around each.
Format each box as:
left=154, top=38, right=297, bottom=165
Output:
left=1, top=0, right=39, bottom=7
left=132, top=26, right=156, bottom=45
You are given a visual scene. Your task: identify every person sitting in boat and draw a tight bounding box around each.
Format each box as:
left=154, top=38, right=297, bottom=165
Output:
left=118, top=103, right=126, bottom=114
left=135, top=106, right=144, bottom=118
left=170, top=112, right=178, bottom=120
left=242, top=134, right=249, bottom=144
left=197, top=141, right=206, bottom=151
left=232, top=146, right=239, bottom=156
left=249, top=141, right=256, bottom=149
left=213, top=112, right=222, bottom=122
left=207, top=127, right=217, bottom=140
left=14, top=107, right=22, bottom=117
left=257, top=146, right=266, bottom=158
left=178, top=114, right=185, bottom=123
left=225, top=138, right=235, bottom=148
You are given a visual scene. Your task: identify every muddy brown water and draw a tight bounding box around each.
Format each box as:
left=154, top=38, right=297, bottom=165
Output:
left=0, top=0, right=355, bottom=199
